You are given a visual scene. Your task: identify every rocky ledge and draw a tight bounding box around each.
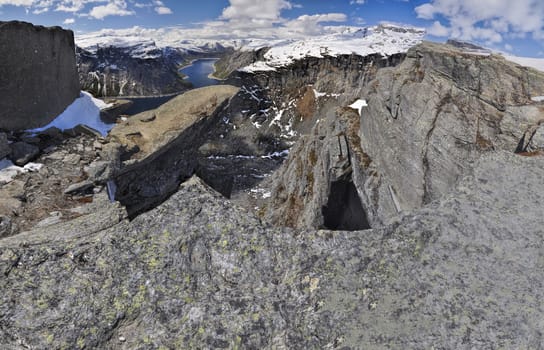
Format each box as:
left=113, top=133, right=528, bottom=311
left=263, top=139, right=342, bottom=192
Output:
left=0, top=150, right=543, bottom=349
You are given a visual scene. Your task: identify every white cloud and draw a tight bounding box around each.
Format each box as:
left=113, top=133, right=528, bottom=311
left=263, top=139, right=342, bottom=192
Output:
left=283, top=13, right=347, bottom=35
left=428, top=20, right=449, bottom=37
left=350, top=0, right=364, bottom=4
left=0, top=0, right=33, bottom=5
left=416, top=0, right=544, bottom=43
left=32, top=6, right=48, bottom=13
left=220, top=0, right=292, bottom=28
left=0, top=0, right=140, bottom=19
left=154, top=6, right=171, bottom=14
left=63, top=17, right=75, bottom=23
left=89, top=0, right=134, bottom=19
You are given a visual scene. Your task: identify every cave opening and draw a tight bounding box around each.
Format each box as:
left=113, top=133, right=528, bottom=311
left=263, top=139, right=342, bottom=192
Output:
left=322, top=177, right=371, bottom=231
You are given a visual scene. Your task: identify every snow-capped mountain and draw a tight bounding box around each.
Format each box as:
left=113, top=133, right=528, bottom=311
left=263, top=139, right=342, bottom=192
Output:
left=75, top=24, right=426, bottom=70
left=240, top=24, right=426, bottom=72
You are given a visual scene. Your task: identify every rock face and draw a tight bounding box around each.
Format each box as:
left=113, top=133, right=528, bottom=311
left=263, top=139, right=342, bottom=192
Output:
left=265, top=105, right=377, bottom=229
left=357, top=41, right=544, bottom=222
left=0, top=21, right=80, bottom=131
left=77, top=46, right=190, bottom=97
left=265, top=41, right=544, bottom=228
left=1, top=151, right=543, bottom=349
left=108, top=85, right=240, bottom=215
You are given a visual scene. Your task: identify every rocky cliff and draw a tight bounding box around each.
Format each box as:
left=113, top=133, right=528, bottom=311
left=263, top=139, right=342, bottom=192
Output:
left=0, top=21, right=80, bottom=131
left=265, top=41, right=544, bottom=229
left=77, top=46, right=191, bottom=97
left=1, top=37, right=544, bottom=349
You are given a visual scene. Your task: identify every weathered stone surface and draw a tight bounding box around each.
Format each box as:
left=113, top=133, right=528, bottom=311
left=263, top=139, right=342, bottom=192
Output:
left=355, top=41, right=544, bottom=223
left=0, top=133, right=10, bottom=159
left=63, top=180, right=94, bottom=195
left=0, top=21, right=79, bottom=131
left=108, top=85, right=240, bottom=215
left=9, top=142, right=39, bottom=166
left=266, top=105, right=376, bottom=229
left=0, top=151, right=543, bottom=349
left=109, top=85, right=240, bottom=159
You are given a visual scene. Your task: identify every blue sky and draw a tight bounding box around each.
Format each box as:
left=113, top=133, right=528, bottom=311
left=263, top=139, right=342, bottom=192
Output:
left=1, top=0, right=543, bottom=57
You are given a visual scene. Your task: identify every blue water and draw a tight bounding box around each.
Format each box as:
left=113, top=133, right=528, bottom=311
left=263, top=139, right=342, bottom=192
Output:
left=26, top=59, right=222, bottom=136
left=180, top=58, right=221, bottom=88
left=123, top=95, right=177, bottom=116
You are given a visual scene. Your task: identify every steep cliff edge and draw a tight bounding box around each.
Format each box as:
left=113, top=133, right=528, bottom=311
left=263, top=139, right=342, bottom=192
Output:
left=265, top=41, right=544, bottom=228
left=358, top=41, right=544, bottom=220
left=0, top=21, right=79, bottom=131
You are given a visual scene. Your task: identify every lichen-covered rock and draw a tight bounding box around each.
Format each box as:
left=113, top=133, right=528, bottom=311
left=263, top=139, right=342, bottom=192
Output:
left=0, top=21, right=79, bottom=131
left=0, top=150, right=543, bottom=349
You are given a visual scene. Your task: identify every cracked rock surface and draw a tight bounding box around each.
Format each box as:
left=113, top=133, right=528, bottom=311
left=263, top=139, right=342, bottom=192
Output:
left=1, top=150, right=543, bottom=349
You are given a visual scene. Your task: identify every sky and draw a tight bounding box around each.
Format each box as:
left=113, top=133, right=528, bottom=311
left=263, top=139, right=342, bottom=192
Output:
left=0, top=0, right=543, bottom=57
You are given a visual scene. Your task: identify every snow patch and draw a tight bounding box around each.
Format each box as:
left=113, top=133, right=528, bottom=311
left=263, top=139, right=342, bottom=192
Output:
left=28, top=91, right=114, bottom=136
left=250, top=188, right=272, bottom=199
left=349, top=99, right=368, bottom=116
left=313, top=88, right=341, bottom=99
left=0, top=159, right=43, bottom=184
left=531, top=96, right=544, bottom=102
left=506, top=55, right=544, bottom=72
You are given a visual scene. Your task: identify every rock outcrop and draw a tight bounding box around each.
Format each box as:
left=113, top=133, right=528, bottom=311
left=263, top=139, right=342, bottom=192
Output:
left=1, top=150, right=543, bottom=349
left=0, top=21, right=80, bottom=131
left=357, top=41, right=544, bottom=222
left=265, top=41, right=544, bottom=228
left=107, top=85, right=240, bottom=215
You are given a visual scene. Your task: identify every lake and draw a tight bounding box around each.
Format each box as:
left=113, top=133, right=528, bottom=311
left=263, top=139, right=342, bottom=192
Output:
left=28, top=59, right=222, bottom=136
left=180, top=58, right=221, bottom=88
left=123, top=58, right=221, bottom=115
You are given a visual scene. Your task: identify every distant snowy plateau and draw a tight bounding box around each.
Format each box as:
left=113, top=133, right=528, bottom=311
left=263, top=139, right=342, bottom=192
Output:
left=76, top=24, right=544, bottom=73
left=76, top=24, right=425, bottom=70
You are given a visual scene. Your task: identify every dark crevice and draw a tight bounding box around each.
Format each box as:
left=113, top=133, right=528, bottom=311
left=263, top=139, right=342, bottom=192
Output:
left=322, top=174, right=370, bottom=231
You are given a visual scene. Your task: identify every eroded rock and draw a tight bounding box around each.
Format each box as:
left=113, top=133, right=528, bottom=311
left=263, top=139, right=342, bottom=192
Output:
left=0, top=151, right=542, bottom=349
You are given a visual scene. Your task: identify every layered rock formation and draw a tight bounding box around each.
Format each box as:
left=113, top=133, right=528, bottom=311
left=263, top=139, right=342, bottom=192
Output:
left=266, top=41, right=544, bottom=229
left=107, top=85, right=239, bottom=215
left=0, top=21, right=79, bottom=131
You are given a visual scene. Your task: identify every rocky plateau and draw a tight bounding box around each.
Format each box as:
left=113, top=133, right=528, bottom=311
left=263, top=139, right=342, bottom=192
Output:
left=1, top=21, right=544, bottom=349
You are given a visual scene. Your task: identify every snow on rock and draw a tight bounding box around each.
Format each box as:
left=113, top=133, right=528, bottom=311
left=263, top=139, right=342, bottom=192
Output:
left=349, top=99, right=368, bottom=116
left=505, top=55, right=544, bottom=73
left=0, top=158, right=43, bottom=184
left=242, top=24, right=425, bottom=72
left=531, top=96, right=544, bottom=102
left=28, top=91, right=113, bottom=136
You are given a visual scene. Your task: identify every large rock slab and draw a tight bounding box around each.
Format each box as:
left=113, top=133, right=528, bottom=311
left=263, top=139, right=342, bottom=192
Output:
left=0, top=21, right=80, bottom=131
left=109, top=85, right=240, bottom=159
left=108, top=85, right=240, bottom=215
left=357, top=41, right=544, bottom=222
left=0, top=151, right=543, bottom=349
